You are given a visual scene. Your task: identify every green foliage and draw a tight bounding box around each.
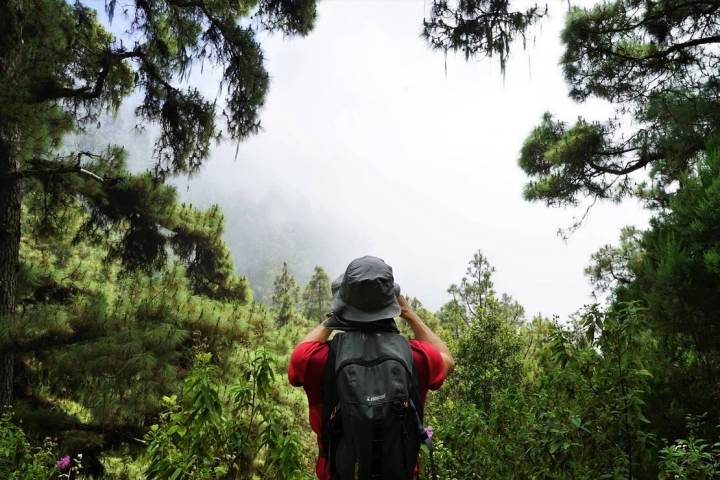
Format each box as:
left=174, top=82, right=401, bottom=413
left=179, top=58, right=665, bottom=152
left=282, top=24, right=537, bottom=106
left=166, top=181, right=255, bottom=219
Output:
left=301, top=266, right=332, bottom=323
left=7, top=191, right=255, bottom=466
left=433, top=303, right=659, bottom=479
left=430, top=6, right=720, bottom=472
left=515, top=0, right=720, bottom=207
left=144, top=352, right=309, bottom=480
left=429, top=252, right=526, bottom=478
left=585, top=226, right=643, bottom=297
left=0, top=412, right=59, bottom=480
left=431, top=142, right=720, bottom=480
left=658, top=436, right=720, bottom=480
left=0, top=0, right=133, bottom=161
left=422, top=0, right=547, bottom=71
left=446, top=250, right=525, bottom=331
left=424, top=1, right=720, bottom=205
left=0, top=0, right=316, bottom=425
left=271, top=262, right=300, bottom=327
left=519, top=113, right=620, bottom=206
left=447, top=313, right=523, bottom=412
left=2, top=0, right=317, bottom=173
left=0, top=0, right=318, bottom=284
left=447, top=250, right=495, bottom=321
left=21, top=148, right=252, bottom=301
left=429, top=251, right=663, bottom=479
left=613, top=145, right=720, bottom=436
left=537, top=304, right=656, bottom=478
left=437, top=253, right=526, bottom=413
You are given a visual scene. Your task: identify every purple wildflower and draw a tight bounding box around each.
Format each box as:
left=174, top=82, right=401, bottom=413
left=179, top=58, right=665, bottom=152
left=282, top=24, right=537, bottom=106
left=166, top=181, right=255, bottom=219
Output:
left=424, top=426, right=434, bottom=439
left=57, top=455, right=71, bottom=471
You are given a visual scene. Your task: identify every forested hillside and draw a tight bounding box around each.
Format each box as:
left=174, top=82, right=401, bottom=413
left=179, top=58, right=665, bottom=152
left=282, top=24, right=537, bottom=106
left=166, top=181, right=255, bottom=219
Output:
left=2, top=0, right=720, bottom=479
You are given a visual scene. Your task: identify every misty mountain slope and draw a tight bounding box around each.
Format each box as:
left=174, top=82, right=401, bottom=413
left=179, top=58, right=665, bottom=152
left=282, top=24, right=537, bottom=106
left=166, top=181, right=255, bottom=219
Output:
left=63, top=103, right=370, bottom=302
left=180, top=185, right=370, bottom=302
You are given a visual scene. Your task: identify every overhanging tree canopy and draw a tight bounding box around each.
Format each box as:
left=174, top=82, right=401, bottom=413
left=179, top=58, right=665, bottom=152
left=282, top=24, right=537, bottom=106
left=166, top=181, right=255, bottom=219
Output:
left=0, top=0, right=316, bottom=403
left=423, top=0, right=720, bottom=208
left=518, top=0, right=720, bottom=207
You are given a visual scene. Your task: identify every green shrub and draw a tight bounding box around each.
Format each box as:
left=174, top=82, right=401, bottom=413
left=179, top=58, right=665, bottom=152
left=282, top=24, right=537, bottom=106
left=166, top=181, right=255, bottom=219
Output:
left=144, top=352, right=310, bottom=480
left=0, top=411, right=62, bottom=479
left=658, top=436, right=719, bottom=480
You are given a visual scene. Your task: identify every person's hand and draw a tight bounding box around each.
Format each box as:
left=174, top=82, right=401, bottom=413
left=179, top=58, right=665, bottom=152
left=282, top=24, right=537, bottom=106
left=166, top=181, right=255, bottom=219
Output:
left=397, top=294, right=415, bottom=321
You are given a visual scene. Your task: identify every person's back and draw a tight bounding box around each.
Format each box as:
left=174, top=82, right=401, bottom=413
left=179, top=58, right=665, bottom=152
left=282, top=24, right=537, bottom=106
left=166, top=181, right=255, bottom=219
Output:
left=288, top=256, right=455, bottom=480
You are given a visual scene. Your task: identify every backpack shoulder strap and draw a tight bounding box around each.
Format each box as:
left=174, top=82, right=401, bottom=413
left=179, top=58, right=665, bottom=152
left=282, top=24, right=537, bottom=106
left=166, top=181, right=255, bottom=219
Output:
left=397, top=333, right=424, bottom=421
left=320, top=333, right=341, bottom=460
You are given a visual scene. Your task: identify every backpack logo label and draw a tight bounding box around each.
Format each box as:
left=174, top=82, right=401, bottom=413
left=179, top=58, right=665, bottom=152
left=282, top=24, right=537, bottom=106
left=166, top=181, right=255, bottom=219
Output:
left=366, top=393, right=386, bottom=402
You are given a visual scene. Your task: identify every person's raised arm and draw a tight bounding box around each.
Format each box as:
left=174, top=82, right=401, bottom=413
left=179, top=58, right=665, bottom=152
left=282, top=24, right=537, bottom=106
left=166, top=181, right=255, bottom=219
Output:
left=299, top=322, right=332, bottom=344
left=288, top=321, right=332, bottom=387
left=398, top=295, right=455, bottom=374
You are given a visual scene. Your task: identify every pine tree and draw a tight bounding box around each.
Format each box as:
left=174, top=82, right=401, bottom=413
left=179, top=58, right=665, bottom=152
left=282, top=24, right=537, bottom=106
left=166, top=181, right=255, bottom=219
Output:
left=425, top=1, right=720, bottom=210
left=302, top=266, right=332, bottom=323
left=271, top=262, right=299, bottom=327
left=446, top=250, right=525, bottom=330
left=589, top=145, right=720, bottom=437
left=0, top=0, right=316, bottom=405
left=447, top=250, right=496, bottom=325
left=516, top=1, right=720, bottom=207
left=3, top=188, right=255, bottom=465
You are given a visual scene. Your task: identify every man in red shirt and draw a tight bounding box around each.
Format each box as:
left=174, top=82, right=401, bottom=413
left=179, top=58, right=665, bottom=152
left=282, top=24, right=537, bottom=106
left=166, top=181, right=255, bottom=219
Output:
left=288, top=256, right=455, bottom=480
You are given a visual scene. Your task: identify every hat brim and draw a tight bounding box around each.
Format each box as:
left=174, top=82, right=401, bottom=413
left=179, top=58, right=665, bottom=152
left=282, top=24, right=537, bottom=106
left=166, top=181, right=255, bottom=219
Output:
left=331, top=276, right=401, bottom=322
left=323, top=314, right=399, bottom=332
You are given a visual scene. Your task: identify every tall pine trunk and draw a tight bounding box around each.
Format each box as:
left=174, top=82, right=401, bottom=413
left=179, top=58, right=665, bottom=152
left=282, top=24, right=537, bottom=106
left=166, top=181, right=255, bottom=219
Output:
left=0, top=133, right=20, bottom=406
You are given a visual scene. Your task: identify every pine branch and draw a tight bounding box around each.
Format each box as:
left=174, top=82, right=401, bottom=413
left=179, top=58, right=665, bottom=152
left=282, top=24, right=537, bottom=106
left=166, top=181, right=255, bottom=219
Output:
left=598, top=34, right=720, bottom=64
left=594, top=1, right=719, bottom=35
left=6, top=152, right=105, bottom=182
left=588, top=156, right=655, bottom=176
left=32, top=49, right=144, bottom=102
left=2, top=327, right=90, bottom=355
left=642, top=35, right=720, bottom=60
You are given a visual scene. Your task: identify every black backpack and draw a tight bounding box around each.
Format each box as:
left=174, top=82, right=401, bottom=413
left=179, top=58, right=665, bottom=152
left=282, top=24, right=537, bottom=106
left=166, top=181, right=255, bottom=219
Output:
left=321, top=330, right=437, bottom=480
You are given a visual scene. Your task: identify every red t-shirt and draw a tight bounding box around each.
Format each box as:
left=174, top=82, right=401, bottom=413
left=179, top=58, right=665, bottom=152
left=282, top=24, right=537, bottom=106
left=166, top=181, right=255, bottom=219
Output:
left=288, top=338, right=446, bottom=480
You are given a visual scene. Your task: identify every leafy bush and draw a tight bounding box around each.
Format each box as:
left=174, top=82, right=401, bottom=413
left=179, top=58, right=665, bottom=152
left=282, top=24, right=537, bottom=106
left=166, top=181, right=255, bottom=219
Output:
left=430, top=294, right=657, bottom=479
left=0, top=411, right=61, bottom=479
left=144, top=352, right=309, bottom=480
left=658, top=436, right=719, bottom=480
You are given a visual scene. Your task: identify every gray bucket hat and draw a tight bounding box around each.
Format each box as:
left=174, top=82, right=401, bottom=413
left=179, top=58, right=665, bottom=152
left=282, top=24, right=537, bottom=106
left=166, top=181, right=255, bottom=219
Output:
left=331, top=256, right=401, bottom=322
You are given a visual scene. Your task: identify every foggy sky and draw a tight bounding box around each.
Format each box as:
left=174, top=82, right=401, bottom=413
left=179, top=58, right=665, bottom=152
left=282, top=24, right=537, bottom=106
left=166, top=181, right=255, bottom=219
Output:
left=93, top=0, right=649, bottom=319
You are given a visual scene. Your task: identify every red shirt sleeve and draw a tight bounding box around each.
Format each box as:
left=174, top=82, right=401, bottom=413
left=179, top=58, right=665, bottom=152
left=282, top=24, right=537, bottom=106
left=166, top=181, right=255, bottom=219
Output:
left=409, top=339, right=446, bottom=391
left=288, top=341, right=328, bottom=388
